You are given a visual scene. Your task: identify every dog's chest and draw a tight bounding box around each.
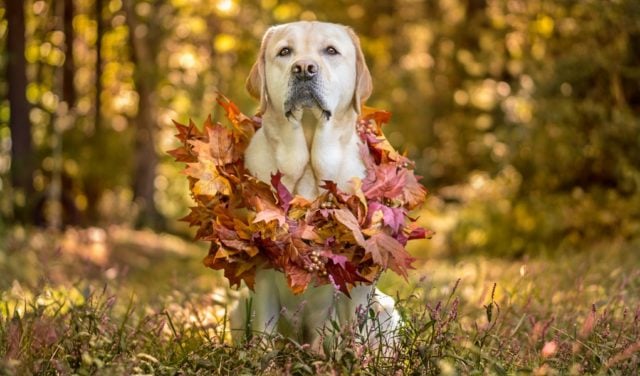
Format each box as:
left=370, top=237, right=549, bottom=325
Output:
left=301, top=111, right=316, bottom=150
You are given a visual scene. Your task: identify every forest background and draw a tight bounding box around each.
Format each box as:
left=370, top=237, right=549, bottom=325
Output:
left=2, top=0, right=639, bottom=255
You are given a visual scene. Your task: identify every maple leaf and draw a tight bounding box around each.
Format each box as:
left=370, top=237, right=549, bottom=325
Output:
left=361, top=106, right=391, bottom=132
left=325, top=257, right=369, bottom=297
left=368, top=201, right=406, bottom=234
left=405, top=222, right=434, bottom=240
left=217, top=94, right=258, bottom=138
left=288, top=196, right=313, bottom=220
left=271, top=172, right=293, bottom=212
left=364, top=232, right=415, bottom=277
left=172, top=95, right=431, bottom=296
left=169, top=119, right=204, bottom=163
left=173, top=118, right=205, bottom=145
left=350, top=177, right=368, bottom=209
left=253, top=208, right=286, bottom=227
left=284, top=264, right=312, bottom=295
left=332, top=208, right=367, bottom=247
left=167, top=145, right=195, bottom=163
left=362, top=164, right=406, bottom=201
left=239, top=175, right=279, bottom=212
left=403, top=171, right=427, bottom=210
left=183, top=159, right=232, bottom=197
left=320, top=180, right=351, bottom=203
left=189, top=120, right=240, bottom=166
left=180, top=206, right=215, bottom=240
left=321, top=250, right=348, bottom=268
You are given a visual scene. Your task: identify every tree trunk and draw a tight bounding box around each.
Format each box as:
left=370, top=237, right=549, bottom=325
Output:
left=81, top=0, right=105, bottom=224
left=6, top=0, right=34, bottom=223
left=123, top=0, right=163, bottom=229
left=95, top=0, right=102, bottom=130
left=63, top=0, right=76, bottom=107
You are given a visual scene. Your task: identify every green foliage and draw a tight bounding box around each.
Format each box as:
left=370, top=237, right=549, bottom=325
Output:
left=1, top=1, right=639, bottom=247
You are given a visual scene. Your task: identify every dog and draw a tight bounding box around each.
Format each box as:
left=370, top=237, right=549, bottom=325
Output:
left=233, top=21, right=401, bottom=351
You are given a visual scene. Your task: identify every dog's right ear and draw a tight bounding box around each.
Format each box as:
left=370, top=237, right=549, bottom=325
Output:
left=246, top=27, right=274, bottom=114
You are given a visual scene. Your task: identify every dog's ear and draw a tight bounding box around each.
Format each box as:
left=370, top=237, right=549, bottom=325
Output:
left=346, top=27, right=373, bottom=114
left=246, top=27, right=274, bottom=114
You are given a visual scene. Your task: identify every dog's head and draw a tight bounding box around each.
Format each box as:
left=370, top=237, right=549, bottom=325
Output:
left=246, top=21, right=372, bottom=120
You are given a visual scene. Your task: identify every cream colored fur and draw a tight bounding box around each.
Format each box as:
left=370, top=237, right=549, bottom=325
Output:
left=233, top=21, right=400, bottom=350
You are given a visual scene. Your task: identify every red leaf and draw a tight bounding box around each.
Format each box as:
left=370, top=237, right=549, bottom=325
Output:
left=172, top=95, right=430, bottom=295
left=364, top=232, right=415, bottom=278
left=319, top=180, right=350, bottom=203
left=405, top=223, right=434, bottom=240
left=271, top=172, right=293, bottom=212
left=362, top=164, right=406, bottom=200
left=326, top=258, right=368, bottom=297
left=368, top=201, right=406, bottom=234
left=321, top=250, right=348, bottom=268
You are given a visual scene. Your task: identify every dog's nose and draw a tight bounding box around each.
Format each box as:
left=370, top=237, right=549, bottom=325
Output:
left=291, top=60, right=318, bottom=80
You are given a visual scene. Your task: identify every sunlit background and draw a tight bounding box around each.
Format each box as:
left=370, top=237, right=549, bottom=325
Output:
left=1, top=0, right=639, bottom=257
left=1, top=1, right=640, bottom=373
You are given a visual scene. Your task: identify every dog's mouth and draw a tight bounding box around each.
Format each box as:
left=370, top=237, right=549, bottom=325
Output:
left=284, top=81, right=331, bottom=121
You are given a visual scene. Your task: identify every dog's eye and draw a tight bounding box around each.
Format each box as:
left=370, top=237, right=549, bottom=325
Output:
left=278, top=47, right=291, bottom=57
left=325, top=46, right=339, bottom=55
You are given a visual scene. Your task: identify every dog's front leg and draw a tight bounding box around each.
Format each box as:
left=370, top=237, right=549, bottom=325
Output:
left=246, top=112, right=310, bottom=192
left=251, top=269, right=281, bottom=337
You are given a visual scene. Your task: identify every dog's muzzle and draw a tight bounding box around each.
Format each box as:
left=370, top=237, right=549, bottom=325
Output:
left=284, top=60, right=331, bottom=120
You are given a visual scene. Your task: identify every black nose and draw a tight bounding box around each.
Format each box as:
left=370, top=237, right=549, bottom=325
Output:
left=291, top=60, right=318, bottom=80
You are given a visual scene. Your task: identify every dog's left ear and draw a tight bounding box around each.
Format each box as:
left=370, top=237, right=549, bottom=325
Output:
left=246, top=27, right=275, bottom=114
left=346, top=27, right=373, bottom=114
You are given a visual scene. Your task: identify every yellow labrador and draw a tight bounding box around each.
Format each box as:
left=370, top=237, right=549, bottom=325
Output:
left=234, top=21, right=400, bottom=350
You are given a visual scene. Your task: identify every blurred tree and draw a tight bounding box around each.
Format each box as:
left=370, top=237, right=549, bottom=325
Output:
left=62, top=0, right=75, bottom=107
left=95, top=0, right=102, bottom=128
left=1, top=0, right=638, bottom=253
left=124, top=0, right=163, bottom=228
left=6, top=0, right=34, bottom=223
left=82, top=0, right=104, bottom=223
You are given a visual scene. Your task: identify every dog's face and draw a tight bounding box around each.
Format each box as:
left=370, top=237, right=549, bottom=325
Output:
left=246, top=21, right=372, bottom=120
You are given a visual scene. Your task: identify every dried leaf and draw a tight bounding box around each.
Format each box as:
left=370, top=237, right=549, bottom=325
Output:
left=271, top=172, right=293, bottom=212
left=172, top=96, right=431, bottom=295
left=332, top=208, right=367, bottom=247
left=285, top=264, right=313, bottom=295
left=368, top=201, right=406, bottom=234
left=253, top=209, right=286, bottom=227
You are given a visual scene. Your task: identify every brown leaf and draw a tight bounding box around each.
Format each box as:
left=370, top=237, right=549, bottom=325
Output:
left=253, top=208, right=286, bottom=227
left=403, top=171, right=427, bottom=210
left=284, top=264, right=313, bottom=295
left=332, top=209, right=366, bottom=247
left=364, top=232, right=415, bottom=278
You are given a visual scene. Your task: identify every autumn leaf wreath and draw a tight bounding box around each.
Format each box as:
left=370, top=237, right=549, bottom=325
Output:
left=169, top=95, right=433, bottom=296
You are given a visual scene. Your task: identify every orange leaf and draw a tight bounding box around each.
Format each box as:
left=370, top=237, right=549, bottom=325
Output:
left=332, top=209, right=366, bottom=247
left=284, top=264, right=312, bottom=295
left=253, top=209, right=286, bottom=227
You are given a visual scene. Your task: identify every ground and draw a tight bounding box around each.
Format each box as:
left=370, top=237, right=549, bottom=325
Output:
left=0, top=226, right=638, bottom=375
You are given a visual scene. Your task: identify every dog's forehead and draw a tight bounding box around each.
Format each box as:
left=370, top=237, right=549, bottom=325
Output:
left=269, top=21, right=352, bottom=49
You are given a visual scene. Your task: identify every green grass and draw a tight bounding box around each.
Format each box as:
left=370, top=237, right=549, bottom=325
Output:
left=1, top=227, right=639, bottom=375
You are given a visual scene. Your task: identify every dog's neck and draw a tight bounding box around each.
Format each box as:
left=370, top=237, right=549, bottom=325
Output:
left=263, top=106, right=359, bottom=149
left=300, top=110, right=316, bottom=150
